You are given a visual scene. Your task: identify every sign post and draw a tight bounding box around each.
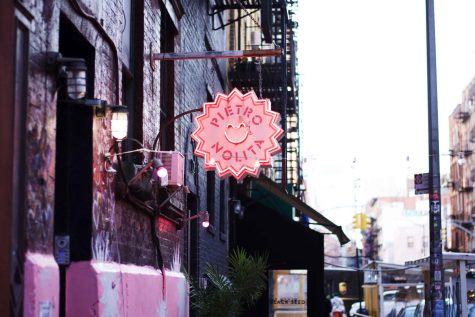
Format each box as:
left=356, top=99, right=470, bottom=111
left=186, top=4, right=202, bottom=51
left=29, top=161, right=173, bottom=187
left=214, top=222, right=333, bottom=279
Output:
left=414, top=173, right=430, bottom=195
left=426, top=0, right=444, bottom=315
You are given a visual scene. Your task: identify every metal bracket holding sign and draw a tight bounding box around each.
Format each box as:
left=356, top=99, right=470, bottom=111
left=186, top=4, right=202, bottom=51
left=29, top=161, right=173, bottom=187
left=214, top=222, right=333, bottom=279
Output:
left=152, top=48, right=283, bottom=61
left=414, top=173, right=430, bottom=195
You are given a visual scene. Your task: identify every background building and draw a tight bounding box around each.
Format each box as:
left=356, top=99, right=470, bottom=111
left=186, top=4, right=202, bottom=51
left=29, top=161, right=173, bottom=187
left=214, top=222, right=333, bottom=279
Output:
left=367, top=196, right=429, bottom=264
left=448, top=78, right=475, bottom=253
left=364, top=186, right=451, bottom=265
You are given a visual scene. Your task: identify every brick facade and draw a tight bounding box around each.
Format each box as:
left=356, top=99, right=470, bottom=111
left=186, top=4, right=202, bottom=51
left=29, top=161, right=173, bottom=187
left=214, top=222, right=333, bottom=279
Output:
left=448, top=81, right=475, bottom=253
left=18, top=0, right=230, bottom=267
left=177, top=0, right=229, bottom=277
left=11, top=0, right=231, bottom=314
left=23, top=0, right=59, bottom=254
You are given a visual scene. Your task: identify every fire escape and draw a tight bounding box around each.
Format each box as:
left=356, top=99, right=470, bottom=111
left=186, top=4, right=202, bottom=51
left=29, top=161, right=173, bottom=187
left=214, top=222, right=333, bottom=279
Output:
left=448, top=102, right=475, bottom=252
left=210, top=0, right=303, bottom=197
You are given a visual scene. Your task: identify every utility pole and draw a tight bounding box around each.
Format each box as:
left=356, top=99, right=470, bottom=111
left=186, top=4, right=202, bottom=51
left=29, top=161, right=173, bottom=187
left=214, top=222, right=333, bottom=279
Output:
left=426, top=0, right=444, bottom=316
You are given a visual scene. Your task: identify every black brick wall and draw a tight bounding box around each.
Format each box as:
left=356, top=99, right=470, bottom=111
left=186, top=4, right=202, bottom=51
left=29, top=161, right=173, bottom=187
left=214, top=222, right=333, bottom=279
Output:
left=23, top=0, right=228, bottom=274
left=21, top=0, right=230, bottom=276
left=178, top=1, right=229, bottom=277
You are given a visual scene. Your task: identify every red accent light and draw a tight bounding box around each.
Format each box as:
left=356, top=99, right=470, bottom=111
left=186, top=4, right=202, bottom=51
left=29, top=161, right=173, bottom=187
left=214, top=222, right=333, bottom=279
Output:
left=155, top=166, right=168, bottom=179
left=191, top=88, right=283, bottom=180
left=202, top=212, right=210, bottom=228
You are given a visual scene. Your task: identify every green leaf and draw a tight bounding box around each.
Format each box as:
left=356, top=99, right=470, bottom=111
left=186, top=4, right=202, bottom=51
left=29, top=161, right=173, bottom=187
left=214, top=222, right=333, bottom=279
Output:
left=184, top=248, right=268, bottom=317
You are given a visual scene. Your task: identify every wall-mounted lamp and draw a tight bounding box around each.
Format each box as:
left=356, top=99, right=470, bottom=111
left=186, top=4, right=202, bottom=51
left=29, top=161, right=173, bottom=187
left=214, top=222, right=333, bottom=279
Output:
left=111, top=106, right=129, bottom=140
left=151, top=158, right=168, bottom=186
left=153, top=163, right=168, bottom=182
left=230, top=199, right=244, bottom=219
left=64, top=60, right=87, bottom=100
left=128, top=158, right=169, bottom=201
left=176, top=211, right=209, bottom=230
left=202, top=212, right=210, bottom=228
left=46, top=52, right=87, bottom=101
left=46, top=51, right=128, bottom=119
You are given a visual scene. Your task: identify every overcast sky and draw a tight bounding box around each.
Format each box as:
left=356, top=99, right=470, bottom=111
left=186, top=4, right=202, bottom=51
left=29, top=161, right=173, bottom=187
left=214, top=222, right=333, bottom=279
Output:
left=298, top=0, right=475, bottom=225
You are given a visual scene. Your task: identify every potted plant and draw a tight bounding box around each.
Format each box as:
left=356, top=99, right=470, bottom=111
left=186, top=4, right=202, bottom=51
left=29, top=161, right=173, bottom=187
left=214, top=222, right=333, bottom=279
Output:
left=186, top=248, right=267, bottom=317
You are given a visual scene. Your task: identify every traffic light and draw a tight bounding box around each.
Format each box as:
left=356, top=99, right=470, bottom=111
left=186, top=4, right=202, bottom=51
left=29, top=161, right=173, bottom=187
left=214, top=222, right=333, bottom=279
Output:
left=361, top=213, right=371, bottom=230
left=352, top=214, right=360, bottom=229
left=352, top=213, right=369, bottom=230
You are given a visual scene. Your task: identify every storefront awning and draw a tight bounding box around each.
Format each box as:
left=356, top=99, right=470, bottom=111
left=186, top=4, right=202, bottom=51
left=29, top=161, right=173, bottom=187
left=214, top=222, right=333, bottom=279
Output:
left=252, top=175, right=350, bottom=245
left=235, top=195, right=326, bottom=316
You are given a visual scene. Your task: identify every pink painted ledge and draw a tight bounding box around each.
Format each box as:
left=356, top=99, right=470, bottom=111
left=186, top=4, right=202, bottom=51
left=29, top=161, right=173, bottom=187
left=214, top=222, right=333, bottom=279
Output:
left=23, top=251, right=60, bottom=317
left=66, top=261, right=189, bottom=317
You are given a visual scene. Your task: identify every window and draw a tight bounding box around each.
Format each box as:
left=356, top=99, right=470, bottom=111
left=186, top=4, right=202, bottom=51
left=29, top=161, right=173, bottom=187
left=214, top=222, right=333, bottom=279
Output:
left=219, top=180, right=226, bottom=236
left=10, top=13, right=30, bottom=316
left=129, top=0, right=144, bottom=146
left=159, top=6, right=177, bottom=151
left=407, top=236, right=414, bottom=248
left=207, top=171, right=216, bottom=227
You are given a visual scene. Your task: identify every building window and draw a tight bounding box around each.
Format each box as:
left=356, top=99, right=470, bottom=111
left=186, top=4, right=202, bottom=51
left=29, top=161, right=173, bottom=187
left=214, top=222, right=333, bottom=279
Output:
left=159, top=5, right=177, bottom=151
left=407, top=236, right=414, bottom=248
left=10, top=15, right=30, bottom=316
left=207, top=171, right=216, bottom=227
left=219, top=180, right=226, bottom=235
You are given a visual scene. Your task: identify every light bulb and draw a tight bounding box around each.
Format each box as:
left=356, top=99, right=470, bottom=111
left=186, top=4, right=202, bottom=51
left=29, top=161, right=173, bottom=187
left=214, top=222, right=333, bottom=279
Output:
left=156, top=166, right=168, bottom=179
left=111, top=110, right=128, bottom=140
left=202, top=212, right=210, bottom=228
left=66, top=61, right=87, bottom=100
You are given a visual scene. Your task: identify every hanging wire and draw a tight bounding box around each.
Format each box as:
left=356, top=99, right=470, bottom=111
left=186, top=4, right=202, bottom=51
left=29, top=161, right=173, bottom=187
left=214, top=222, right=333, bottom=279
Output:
left=256, top=58, right=263, bottom=98
left=210, top=63, right=216, bottom=96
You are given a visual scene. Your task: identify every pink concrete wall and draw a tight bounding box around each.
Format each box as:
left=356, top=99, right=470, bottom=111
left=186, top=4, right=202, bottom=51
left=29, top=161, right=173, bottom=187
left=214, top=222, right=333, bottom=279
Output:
left=67, top=261, right=188, bottom=317
left=23, top=252, right=59, bottom=317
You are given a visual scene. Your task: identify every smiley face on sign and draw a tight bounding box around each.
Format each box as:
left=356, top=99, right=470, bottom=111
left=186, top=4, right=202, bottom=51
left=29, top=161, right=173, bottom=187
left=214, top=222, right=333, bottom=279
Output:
left=191, top=88, right=283, bottom=180
left=225, top=122, right=249, bottom=144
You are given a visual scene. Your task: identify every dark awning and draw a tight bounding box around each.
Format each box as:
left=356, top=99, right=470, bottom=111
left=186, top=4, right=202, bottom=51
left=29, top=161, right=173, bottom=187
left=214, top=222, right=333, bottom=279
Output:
left=235, top=196, right=325, bottom=316
left=252, top=175, right=350, bottom=245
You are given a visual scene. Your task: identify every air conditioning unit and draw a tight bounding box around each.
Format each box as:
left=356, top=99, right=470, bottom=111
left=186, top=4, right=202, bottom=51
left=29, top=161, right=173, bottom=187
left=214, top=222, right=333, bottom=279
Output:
left=156, top=151, right=185, bottom=187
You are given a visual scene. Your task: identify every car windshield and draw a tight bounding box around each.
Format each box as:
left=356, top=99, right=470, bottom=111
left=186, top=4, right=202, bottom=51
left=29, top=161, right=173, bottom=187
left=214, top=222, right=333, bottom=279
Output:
left=384, top=292, right=396, bottom=301
left=398, top=305, right=417, bottom=317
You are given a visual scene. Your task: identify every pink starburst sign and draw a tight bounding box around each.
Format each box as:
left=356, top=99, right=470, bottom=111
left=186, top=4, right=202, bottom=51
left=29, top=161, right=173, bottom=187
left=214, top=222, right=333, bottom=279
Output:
left=191, top=88, right=284, bottom=180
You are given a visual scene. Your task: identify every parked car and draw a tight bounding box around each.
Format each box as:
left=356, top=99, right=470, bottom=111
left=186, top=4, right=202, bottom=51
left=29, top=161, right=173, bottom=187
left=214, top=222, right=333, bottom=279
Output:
left=383, top=290, right=397, bottom=315
left=414, top=300, right=424, bottom=317
left=349, top=302, right=365, bottom=317
left=396, top=305, right=417, bottom=317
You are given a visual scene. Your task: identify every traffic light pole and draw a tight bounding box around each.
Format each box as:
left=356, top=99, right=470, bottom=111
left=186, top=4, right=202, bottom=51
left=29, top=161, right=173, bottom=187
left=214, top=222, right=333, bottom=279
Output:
left=426, top=0, right=444, bottom=316
left=356, top=248, right=363, bottom=312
